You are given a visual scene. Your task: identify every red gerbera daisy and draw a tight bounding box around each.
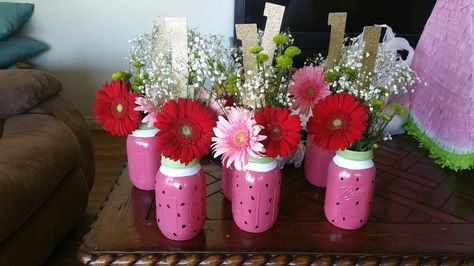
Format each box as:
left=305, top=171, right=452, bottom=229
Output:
left=155, top=98, right=216, bottom=165
left=255, top=105, right=302, bottom=157
left=307, top=92, right=368, bottom=150
left=93, top=80, right=140, bottom=136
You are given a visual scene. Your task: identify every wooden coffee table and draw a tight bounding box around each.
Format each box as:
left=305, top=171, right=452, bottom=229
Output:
left=78, top=135, right=474, bottom=265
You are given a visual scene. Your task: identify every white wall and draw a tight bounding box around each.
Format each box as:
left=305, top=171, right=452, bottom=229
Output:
left=12, top=0, right=234, bottom=125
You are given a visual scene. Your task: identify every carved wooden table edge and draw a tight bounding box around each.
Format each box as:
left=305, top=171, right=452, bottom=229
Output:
left=77, top=250, right=474, bottom=266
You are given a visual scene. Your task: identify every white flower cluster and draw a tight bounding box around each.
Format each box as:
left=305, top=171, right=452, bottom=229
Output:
left=327, top=38, right=422, bottom=105
left=126, top=25, right=236, bottom=110
left=187, top=30, right=233, bottom=90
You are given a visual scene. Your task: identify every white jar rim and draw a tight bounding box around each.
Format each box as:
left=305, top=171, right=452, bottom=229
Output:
left=333, top=154, right=374, bottom=170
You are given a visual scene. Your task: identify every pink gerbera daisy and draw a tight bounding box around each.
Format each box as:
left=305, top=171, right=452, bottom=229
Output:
left=289, top=66, right=331, bottom=116
left=212, top=107, right=266, bottom=171
left=134, top=96, right=158, bottom=127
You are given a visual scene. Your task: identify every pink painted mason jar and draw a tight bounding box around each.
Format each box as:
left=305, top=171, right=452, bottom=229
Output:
left=221, top=164, right=235, bottom=201
left=126, top=124, right=160, bottom=191
left=324, top=150, right=376, bottom=230
left=304, top=135, right=336, bottom=187
left=232, top=156, right=281, bottom=233
left=155, top=157, right=206, bottom=241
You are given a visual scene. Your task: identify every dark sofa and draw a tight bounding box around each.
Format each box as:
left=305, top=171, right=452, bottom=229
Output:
left=0, top=70, right=95, bottom=265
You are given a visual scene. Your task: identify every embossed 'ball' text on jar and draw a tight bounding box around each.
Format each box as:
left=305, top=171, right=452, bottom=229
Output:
left=324, top=149, right=376, bottom=230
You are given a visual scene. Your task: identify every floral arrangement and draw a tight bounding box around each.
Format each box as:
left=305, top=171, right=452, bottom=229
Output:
left=212, top=31, right=303, bottom=170
left=92, top=25, right=239, bottom=165
left=293, top=35, right=422, bottom=152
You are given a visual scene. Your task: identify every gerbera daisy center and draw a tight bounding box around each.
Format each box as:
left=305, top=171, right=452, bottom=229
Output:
left=180, top=124, right=193, bottom=137
left=305, top=86, right=315, bottom=96
left=233, top=131, right=248, bottom=147
left=332, top=118, right=343, bottom=127
left=272, top=127, right=281, bottom=135
left=116, top=103, right=123, bottom=113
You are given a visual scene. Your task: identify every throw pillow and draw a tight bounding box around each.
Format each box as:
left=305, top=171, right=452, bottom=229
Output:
left=0, top=2, right=34, bottom=39
left=0, top=35, right=47, bottom=68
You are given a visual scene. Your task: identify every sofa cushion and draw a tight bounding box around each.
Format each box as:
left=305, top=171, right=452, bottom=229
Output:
left=0, top=2, right=34, bottom=40
left=0, top=35, right=47, bottom=68
left=0, top=113, right=81, bottom=242
left=0, top=70, right=61, bottom=119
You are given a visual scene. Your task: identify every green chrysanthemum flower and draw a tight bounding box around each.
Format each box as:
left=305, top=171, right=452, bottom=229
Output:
left=273, top=33, right=290, bottom=45
left=284, top=46, right=301, bottom=57
left=254, top=53, right=269, bottom=64
left=250, top=46, right=264, bottom=54
left=391, top=103, right=405, bottom=116
left=276, top=55, right=293, bottom=69
left=112, top=71, right=132, bottom=82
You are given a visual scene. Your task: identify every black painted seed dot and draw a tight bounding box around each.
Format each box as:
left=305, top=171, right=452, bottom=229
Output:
left=177, top=213, right=181, bottom=217
left=340, top=177, right=344, bottom=180
left=194, top=186, right=197, bottom=190
left=179, top=185, right=182, bottom=190
left=372, top=180, right=375, bottom=183
left=255, top=226, right=259, bottom=229
left=245, top=221, right=247, bottom=224
left=236, top=184, right=239, bottom=187
left=360, top=219, right=364, bottom=223
left=158, top=203, right=161, bottom=207
left=356, top=187, right=360, bottom=191
left=265, top=184, right=268, bottom=187
left=356, top=201, right=359, bottom=205
left=182, top=224, right=186, bottom=228
left=248, top=209, right=252, bottom=214
left=167, top=204, right=170, bottom=209
left=265, top=211, right=270, bottom=215
left=343, top=217, right=346, bottom=221
left=331, top=219, right=335, bottom=222
left=240, top=201, right=243, bottom=205
left=173, top=233, right=177, bottom=237
left=356, top=178, right=359, bottom=181
left=336, top=202, right=340, bottom=205
left=181, top=202, right=185, bottom=206
left=269, top=198, right=272, bottom=202
left=251, top=196, right=254, bottom=200
left=369, top=202, right=372, bottom=205
left=249, top=185, right=253, bottom=189
left=157, top=219, right=160, bottom=223
left=197, top=216, right=200, bottom=220
left=162, top=190, right=165, bottom=194
left=193, top=230, right=197, bottom=233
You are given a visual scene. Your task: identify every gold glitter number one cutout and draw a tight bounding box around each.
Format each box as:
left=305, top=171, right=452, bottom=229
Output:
left=261, top=3, right=285, bottom=66
left=235, top=24, right=258, bottom=107
left=235, top=3, right=285, bottom=107
left=155, top=16, right=189, bottom=98
left=326, top=12, right=347, bottom=69
left=361, top=26, right=381, bottom=88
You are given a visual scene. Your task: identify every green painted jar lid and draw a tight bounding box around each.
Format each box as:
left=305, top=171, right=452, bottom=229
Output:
left=161, top=156, right=198, bottom=168
left=249, top=156, right=275, bottom=164
left=336, top=149, right=373, bottom=161
left=139, top=123, right=156, bottom=130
